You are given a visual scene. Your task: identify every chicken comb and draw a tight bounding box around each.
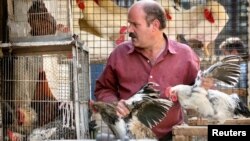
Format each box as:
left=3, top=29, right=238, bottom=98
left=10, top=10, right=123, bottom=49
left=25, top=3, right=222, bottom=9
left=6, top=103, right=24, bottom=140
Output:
left=76, top=0, right=85, bottom=10
left=165, top=10, right=172, bottom=20
left=204, top=8, right=215, bottom=23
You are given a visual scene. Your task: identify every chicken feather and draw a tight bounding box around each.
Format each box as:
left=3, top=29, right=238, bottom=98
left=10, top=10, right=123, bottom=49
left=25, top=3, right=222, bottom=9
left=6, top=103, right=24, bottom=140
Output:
left=194, top=55, right=241, bottom=87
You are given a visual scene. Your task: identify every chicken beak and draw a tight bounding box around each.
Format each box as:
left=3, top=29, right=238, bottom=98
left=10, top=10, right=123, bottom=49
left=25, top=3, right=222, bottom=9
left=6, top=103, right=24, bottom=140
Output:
left=165, top=87, right=178, bottom=102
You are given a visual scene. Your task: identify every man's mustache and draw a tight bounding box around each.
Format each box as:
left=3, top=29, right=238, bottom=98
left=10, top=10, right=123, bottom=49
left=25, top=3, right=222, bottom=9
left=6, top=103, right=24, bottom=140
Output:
left=129, top=33, right=136, bottom=38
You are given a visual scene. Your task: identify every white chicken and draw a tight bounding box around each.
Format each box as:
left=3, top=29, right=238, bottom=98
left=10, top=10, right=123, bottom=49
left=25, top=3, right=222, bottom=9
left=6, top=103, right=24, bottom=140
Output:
left=96, top=0, right=128, bottom=13
left=158, top=0, right=229, bottom=57
left=168, top=55, right=250, bottom=124
left=76, top=0, right=128, bottom=45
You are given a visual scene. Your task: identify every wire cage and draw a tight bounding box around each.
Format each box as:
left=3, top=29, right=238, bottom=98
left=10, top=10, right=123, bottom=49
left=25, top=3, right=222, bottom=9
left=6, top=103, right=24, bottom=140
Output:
left=7, top=0, right=72, bottom=42
left=72, top=0, right=249, bottom=96
left=70, top=0, right=250, bottom=140
left=0, top=41, right=90, bottom=140
left=1, top=0, right=248, bottom=140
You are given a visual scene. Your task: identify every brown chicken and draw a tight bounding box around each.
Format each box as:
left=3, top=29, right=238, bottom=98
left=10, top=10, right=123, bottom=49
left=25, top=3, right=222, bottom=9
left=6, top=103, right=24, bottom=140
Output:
left=28, top=0, right=57, bottom=36
left=31, top=70, right=61, bottom=126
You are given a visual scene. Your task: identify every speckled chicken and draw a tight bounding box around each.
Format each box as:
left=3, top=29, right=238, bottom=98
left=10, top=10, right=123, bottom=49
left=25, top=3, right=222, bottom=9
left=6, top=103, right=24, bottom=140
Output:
left=91, top=82, right=173, bottom=140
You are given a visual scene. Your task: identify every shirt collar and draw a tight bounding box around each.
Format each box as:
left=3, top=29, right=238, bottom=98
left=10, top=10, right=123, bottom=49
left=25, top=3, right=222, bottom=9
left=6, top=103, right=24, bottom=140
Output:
left=163, top=33, right=177, bottom=55
left=127, top=33, right=177, bottom=54
left=127, top=42, right=134, bottom=54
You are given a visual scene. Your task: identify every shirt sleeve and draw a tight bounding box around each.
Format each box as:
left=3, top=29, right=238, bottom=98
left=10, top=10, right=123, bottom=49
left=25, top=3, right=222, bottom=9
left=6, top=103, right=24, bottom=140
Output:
left=94, top=59, right=119, bottom=103
left=185, top=54, right=200, bottom=85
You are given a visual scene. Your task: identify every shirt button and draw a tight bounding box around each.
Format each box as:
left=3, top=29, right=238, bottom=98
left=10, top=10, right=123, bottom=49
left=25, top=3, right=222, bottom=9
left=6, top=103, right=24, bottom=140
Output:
left=150, top=75, right=153, bottom=78
left=147, top=60, right=150, bottom=63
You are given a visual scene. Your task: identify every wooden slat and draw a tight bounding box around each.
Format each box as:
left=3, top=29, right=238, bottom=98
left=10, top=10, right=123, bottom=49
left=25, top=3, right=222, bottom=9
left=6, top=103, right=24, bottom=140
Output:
left=219, top=88, right=248, bottom=97
left=172, top=126, right=207, bottom=136
left=173, top=135, right=187, bottom=141
left=224, top=118, right=250, bottom=125
left=188, top=118, right=250, bottom=126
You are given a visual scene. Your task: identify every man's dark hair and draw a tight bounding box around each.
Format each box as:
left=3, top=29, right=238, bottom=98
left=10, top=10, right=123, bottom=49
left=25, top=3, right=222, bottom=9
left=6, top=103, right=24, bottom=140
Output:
left=142, top=2, right=166, bottom=30
left=219, top=37, right=247, bottom=54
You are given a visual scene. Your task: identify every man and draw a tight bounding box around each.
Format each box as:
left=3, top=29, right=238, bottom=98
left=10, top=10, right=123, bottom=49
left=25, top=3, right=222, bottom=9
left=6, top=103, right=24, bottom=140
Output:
left=94, top=0, right=200, bottom=140
left=219, top=37, right=247, bottom=88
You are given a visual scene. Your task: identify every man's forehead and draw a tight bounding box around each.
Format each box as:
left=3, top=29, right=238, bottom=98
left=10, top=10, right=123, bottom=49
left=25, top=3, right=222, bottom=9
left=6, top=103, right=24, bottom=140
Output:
left=128, top=7, right=145, bottom=18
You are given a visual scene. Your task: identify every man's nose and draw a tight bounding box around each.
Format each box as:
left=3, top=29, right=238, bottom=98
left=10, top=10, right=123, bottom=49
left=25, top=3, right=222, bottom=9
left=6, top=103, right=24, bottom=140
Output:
left=127, top=24, right=133, bottom=33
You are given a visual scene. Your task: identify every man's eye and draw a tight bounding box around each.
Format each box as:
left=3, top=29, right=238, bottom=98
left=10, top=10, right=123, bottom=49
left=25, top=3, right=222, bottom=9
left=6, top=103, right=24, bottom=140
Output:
left=129, top=23, right=138, bottom=27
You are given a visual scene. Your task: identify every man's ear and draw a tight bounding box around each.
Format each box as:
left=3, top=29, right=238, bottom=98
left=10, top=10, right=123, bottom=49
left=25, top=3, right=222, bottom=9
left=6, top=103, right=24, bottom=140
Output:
left=151, top=19, right=160, bottom=31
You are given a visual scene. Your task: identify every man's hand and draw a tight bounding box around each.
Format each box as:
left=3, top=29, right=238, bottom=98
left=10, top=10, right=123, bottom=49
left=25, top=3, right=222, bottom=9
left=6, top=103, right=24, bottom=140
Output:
left=116, top=99, right=130, bottom=117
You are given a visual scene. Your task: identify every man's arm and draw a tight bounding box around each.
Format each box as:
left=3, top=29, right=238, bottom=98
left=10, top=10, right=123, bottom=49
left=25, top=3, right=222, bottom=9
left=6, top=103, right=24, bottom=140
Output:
left=94, top=64, right=130, bottom=117
left=94, top=63, right=119, bottom=102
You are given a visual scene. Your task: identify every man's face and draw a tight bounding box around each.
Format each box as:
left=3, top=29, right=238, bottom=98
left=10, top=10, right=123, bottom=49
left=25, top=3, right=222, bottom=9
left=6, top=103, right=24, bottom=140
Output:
left=222, top=48, right=239, bottom=55
left=127, top=7, right=154, bottom=48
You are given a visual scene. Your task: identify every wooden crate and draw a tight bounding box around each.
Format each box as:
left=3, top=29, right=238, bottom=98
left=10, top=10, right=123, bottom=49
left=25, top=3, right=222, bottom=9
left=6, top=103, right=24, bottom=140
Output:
left=173, top=118, right=250, bottom=141
left=172, top=125, right=207, bottom=141
left=188, top=118, right=250, bottom=126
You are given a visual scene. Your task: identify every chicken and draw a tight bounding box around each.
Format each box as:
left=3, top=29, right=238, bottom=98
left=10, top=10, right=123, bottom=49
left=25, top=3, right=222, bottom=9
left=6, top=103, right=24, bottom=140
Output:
left=9, top=106, right=38, bottom=135
left=96, top=0, right=128, bottom=14
left=28, top=127, right=57, bottom=141
left=76, top=0, right=128, bottom=45
left=158, top=0, right=229, bottom=57
left=167, top=55, right=250, bottom=124
left=78, top=18, right=102, bottom=37
left=27, top=116, right=77, bottom=140
left=90, top=82, right=173, bottom=140
left=28, top=0, right=57, bottom=36
left=31, top=70, right=61, bottom=126
left=176, top=34, right=204, bottom=57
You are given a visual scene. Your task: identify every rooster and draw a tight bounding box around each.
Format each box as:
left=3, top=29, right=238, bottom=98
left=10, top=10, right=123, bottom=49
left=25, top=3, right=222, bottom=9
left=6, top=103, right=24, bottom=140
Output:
left=158, top=0, right=229, bottom=57
left=31, top=70, right=61, bottom=126
left=167, top=55, right=250, bottom=124
left=90, top=82, right=173, bottom=140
